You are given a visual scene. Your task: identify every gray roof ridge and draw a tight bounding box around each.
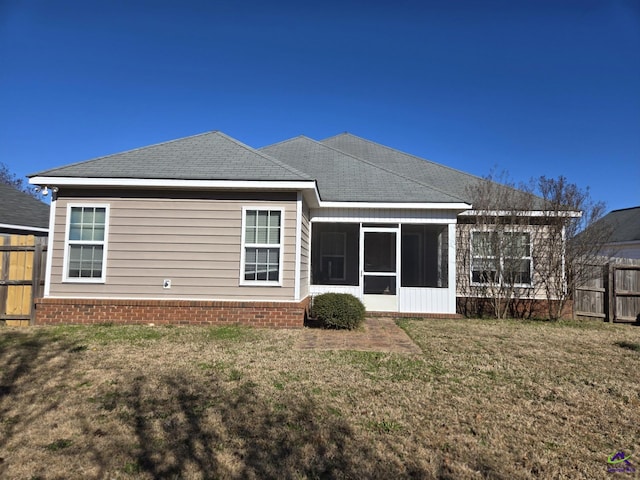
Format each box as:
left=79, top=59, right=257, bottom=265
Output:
left=29, top=130, right=221, bottom=177
left=322, top=132, right=486, bottom=184
left=213, top=132, right=311, bottom=180
left=316, top=135, right=469, bottom=204
left=258, top=134, right=312, bottom=150
left=609, top=205, right=640, bottom=213
left=322, top=133, right=555, bottom=208
left=30, top=131, right=312, bottom=180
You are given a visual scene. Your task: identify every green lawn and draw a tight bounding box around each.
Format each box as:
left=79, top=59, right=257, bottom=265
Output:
left=0, top=319, right=638, bottom=479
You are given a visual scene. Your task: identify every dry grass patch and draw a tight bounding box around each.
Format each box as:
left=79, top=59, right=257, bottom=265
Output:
left=0, top=319, right=638, bottom=479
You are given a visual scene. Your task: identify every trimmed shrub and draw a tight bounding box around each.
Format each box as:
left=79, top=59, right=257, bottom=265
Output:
left=312, top=293, right=366, bottom=330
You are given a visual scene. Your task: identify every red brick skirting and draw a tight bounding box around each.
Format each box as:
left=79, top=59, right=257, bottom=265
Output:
left=34, top=297, right=311, bottom=328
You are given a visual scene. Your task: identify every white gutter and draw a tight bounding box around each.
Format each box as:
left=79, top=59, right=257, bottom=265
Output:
left=317, top=201, right=471, bottom=210
left=30, top=176, right=317, bottom=191
left=0, top=223, right=49, bottom=233
left=29, top=176, right=473, bottom=211
left=460, top=209, right=582, bottom=217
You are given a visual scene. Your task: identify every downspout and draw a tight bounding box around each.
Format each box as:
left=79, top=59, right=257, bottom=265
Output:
left=43, top=193, right=57, bottom=298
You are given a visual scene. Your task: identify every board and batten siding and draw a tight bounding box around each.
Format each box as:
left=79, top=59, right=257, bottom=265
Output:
left=48, top=193, right=299, bottom=301
left=311, top=207, right=459, bottom=224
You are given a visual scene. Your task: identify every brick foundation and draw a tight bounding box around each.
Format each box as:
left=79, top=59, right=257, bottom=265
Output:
left=456, top=297, right=574, bottom=320
left=34, top=297, right=311, bottom=328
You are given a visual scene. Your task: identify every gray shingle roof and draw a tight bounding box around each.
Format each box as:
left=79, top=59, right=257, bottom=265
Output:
left=260, top=136, right=467, bottom=203
left=320, top=133, right=543, bottom=207
left=0, top=183, right=50, bottom=230
left=31, top=130, right=545, bottom=208
left=321, top=133, right=490, bottom=204
left=31, top=131, right=310, bottom=182
left=595, top=207, right=640, bottom=243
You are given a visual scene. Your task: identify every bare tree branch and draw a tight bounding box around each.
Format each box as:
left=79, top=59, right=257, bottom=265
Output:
left=0, top=162, right=43, bottom=200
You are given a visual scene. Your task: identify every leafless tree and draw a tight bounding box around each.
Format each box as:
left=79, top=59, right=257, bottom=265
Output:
left=528, top=176, right=611, bottom=320
left=461, top=172, right=611, bottom=320
left=460, top=171, right=536, bottom=319
left=0, top=162, right=43, bottom=200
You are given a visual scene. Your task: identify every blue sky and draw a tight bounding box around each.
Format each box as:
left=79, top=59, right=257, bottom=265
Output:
left=1, top=0, right=638, bottom=211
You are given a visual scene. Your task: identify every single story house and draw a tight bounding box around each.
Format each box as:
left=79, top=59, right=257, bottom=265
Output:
left=29, top=132, right=564, bottom=326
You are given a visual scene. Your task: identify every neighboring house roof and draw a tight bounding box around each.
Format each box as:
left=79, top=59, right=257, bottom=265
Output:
left=594, top=206, right=640, bottom=244
left=259, top=136, right=466, bottom=203
left=32, top=131, right=310, bottom=182
left=0, top=182, right=50, bottom=231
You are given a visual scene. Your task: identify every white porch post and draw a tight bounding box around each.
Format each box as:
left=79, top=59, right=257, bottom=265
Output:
left=448, top=223, right=457, bottom=313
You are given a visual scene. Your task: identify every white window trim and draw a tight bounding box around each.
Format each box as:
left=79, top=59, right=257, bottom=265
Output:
left=503, top=232, right=533, bottom=287
left=62, top=203, right=110, bottom=283
left=470, top=230, right=533, bottom=288
left=240, top=207, right=284, bottom=287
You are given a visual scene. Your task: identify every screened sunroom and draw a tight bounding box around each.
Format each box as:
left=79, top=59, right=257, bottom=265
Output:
left=309, top=219, right=457, bottom=314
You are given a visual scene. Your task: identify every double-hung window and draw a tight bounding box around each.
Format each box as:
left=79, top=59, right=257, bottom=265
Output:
left=64, top=205, right=109, bottom=282
left=471, top=231, right=532, bottom=286
left=471, top=232, right=498, bottom=284
left=503, top=232, right=532, bottom=285
left=241, top=208, right=283, bottom=285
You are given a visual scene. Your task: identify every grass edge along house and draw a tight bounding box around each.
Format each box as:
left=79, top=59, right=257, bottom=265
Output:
left=29, top=131, right=577, bottom=326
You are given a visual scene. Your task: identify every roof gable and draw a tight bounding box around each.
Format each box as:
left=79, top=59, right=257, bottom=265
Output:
left=32, top=131, right=310, bottom=182
left=0, top=183, right=50, bottom=230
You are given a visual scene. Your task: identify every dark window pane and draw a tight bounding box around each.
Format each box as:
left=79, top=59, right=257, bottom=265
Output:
left=364, top=232, right=396, bottom=272
left=401, top=225, right=447, bottom=288
left=311, top=223, right=359, bottom=286
left=364, top=276, right=396, bottom=295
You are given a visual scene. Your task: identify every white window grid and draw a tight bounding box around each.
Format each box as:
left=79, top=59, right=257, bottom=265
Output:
left=63, top=204, right=110, bottom=283
left=240, top=207, right=284, bottom=286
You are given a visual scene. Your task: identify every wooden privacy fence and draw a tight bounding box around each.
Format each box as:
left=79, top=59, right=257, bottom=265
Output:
left=575, top=259, right=640, bottom=323
left=0, top=234, right=47, bottom=326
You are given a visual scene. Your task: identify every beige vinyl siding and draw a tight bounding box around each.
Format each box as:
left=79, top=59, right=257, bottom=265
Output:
left=299, top=201, right=311, bottom=298
left=49, top=192, right=298, bottom=300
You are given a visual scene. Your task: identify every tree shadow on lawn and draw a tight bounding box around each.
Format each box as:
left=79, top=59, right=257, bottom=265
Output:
left=0, top=330, right=433, bottom=479
left=0, top=329, right=82, bottom=478
left=124, top=373, right=430, bottom=479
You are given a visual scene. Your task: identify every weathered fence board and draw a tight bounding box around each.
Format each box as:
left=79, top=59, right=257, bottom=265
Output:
left=0, top=234, right=47, bottom=326
left=575, top=259, right=640, bottom=323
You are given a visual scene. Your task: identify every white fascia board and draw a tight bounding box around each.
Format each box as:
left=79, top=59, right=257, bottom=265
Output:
left=0, top=223, right=48, bottom=233
left=460, top=209, right=582, bottom=218
left=317, top=201, right=472, bottom=210
left=29, top=176, right=318, bottom=191
left=29, top=176, right=471, bottom=211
